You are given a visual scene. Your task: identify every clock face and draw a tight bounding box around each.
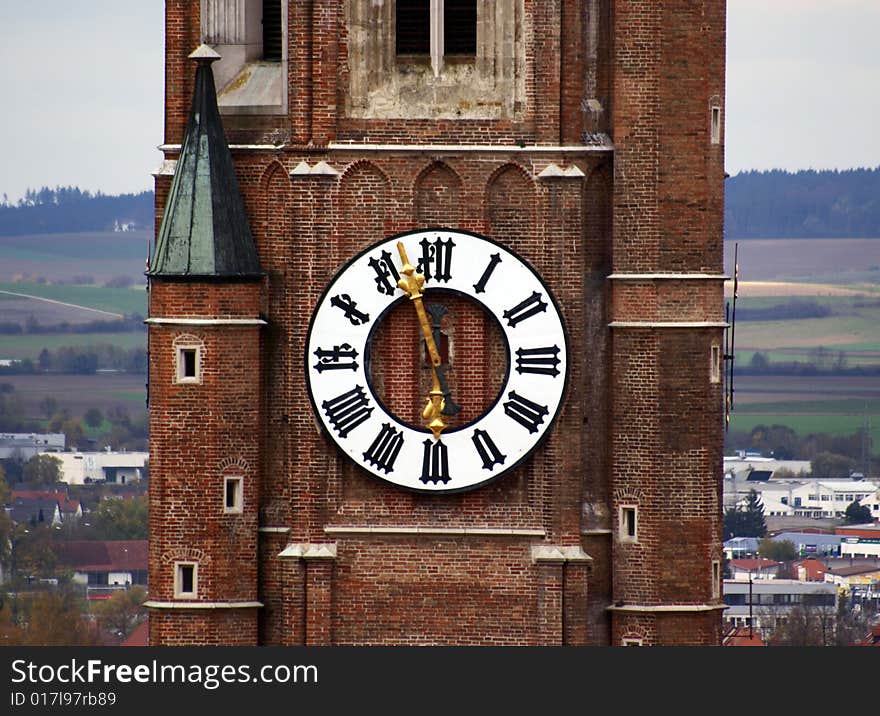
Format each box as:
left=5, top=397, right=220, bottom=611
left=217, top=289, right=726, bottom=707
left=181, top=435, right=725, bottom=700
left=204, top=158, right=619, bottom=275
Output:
left=305, top=229, right=568, bottom=493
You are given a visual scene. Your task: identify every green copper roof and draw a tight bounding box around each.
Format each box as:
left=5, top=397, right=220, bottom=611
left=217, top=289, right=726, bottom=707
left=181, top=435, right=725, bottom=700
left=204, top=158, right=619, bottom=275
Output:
left=148, top=45, right=263, bottom=279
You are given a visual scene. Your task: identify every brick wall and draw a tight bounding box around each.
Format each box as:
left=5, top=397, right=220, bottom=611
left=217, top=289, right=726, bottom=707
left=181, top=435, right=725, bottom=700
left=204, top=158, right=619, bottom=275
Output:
left=150, top=0, right=726, bottom=646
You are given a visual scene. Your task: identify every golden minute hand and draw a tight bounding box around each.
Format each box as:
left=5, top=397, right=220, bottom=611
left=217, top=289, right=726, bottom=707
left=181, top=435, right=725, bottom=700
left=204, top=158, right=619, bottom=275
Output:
left=396, top=241, right=446, bottom=440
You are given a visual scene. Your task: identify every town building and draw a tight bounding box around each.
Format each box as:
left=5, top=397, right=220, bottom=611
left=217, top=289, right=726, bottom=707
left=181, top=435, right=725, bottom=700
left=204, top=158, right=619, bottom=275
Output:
left=0, top=432, right=65, bottom=460
left=146, top=1, right=727, bottom=646
left=723, top=579, right=838, bottom=640
left=52, top=540, right=148, bottom=601
left=54, top=450, right=148, bottom=486
left=837, top=523, right=880, bottom=560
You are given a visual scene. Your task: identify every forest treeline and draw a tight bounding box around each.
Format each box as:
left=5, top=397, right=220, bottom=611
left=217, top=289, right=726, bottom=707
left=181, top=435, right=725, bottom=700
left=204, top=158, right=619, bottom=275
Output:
left=3, top=170, right=880, bottom=238
left=725, top=167, right=880, bottom=238
left=0, top=187, right=153, bottom=236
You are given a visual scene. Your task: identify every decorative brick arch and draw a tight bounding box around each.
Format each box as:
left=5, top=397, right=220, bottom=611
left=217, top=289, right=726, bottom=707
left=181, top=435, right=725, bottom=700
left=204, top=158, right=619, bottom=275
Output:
left=614, top=487, right=645, bottom=504
left=160, top=547, right=210, bottom=565
left=485, top=163, right=536, bottom=253
left=218, top=456, right=251, bottom=475
left=620, top=625, right=649, bottom=646
left=413, top=161, right=464, bottom=229
left=255, top=161, right=291, bottom=268
left=338, top=160, right=393, bottom=254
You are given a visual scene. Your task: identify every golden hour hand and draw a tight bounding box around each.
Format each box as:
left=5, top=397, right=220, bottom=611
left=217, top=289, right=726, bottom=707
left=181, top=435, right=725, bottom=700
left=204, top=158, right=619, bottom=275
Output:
left=397, top=241, right=448, bottom=440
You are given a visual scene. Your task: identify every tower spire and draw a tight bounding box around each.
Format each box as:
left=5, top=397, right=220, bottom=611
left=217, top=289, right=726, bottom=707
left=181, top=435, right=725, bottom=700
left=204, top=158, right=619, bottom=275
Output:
left=148, top=44, right=263, bottom=279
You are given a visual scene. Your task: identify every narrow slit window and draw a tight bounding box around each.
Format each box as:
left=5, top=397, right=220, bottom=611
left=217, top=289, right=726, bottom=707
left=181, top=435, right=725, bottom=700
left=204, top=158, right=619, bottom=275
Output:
left=224, top=476, right=243, bottom=513
left=712, top=560, right=721, bottom=598
left=175, top=562, right=197, bottom=598
left=620, top=506, right=638, bottom=543
left=711, top=344, right=721, bottom=384
left=711, top=106, right=721, bottom=144
left=177, top=346, right=199, bottom=383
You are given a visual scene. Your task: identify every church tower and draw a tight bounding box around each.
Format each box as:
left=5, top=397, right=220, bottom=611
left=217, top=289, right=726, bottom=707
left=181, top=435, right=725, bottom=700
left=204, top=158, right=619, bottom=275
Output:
left=148, top=1, right=727, bottom=646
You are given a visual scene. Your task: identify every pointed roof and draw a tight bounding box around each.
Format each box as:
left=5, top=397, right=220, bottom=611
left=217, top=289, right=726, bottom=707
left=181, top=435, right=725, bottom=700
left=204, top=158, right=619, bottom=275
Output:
left=148, top=45, right=263, bottom=279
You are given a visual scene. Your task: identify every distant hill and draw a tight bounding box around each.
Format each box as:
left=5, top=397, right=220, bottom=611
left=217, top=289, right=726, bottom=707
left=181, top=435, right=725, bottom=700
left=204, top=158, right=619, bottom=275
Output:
left=3, top=171, right=880, bottom=240
left=0, top=187, right=153, bottom=236
left=725, top=167, right=880, bottom=239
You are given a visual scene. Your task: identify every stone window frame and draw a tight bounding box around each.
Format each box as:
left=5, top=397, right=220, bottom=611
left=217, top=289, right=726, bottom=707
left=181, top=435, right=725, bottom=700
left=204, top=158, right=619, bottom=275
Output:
left=396, top=0, right=478, bottom=77
left=709, top=97, right=723, bottom=145
left=174, top=561, right=199, bottom=599
left=621, top=637, right=644, bottom=646
left=224, top=475, right=244, bottom=514
left=173, top=335, right=205, bottom=385
left=619, top=504, right=638, bottom=544
left=346, top=0, right=526, bottom=120
left=710, top=343, right=722, bottom=384
left=712, top=559, right=721, bottom=599
left=201, top=0, right=289, bottom=115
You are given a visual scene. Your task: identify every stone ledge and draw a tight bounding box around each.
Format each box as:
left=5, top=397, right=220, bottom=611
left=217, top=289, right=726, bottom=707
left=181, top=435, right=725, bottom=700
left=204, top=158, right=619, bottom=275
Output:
left=323, top=526, right=546, bottom=537
left=607, top=603, right=727, bottom=613
left=278, top=543, right=338, bottom=559
left=144, top=600, right=263, bottom=610
left=531, top=545, right=593, bottom=563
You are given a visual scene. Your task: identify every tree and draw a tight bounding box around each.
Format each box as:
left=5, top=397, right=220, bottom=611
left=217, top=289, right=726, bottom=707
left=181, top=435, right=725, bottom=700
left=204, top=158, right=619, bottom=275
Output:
left=90, top=496, right=148, bottom=540
left=767, top=601, right=837, bottom=646
left=60, top=418, right=85, bottom=450
left=94, top=585, right=147, bottom=638
left=724, top=489, right=767, bottom=539
left=844, top=501, right=872, bottom=525
left=21, top=454, right=62, bottom=487
left=0, top=464, right=10, bottom=505
left=22, top=587, right=100, bottom=646
left=39, top=395, right=58, bottom=419
left=83, top=407, right=104, bottom=428
left=759, top=538, right=797, bottom=562
left=811, top=451, right=856, bottom=478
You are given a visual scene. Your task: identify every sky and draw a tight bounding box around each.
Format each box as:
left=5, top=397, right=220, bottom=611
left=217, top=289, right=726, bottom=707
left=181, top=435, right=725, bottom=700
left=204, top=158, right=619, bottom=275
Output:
left=1, top=0, right=879, bottom=201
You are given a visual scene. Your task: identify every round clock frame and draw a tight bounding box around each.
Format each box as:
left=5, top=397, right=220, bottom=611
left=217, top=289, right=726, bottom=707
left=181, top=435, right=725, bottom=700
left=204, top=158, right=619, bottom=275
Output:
left=304, top=228, right=569, bottom=493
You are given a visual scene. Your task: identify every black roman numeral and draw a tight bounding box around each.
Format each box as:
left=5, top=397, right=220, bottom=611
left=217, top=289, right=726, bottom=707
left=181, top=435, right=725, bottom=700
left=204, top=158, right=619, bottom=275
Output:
left=330, top=294, right=370, bottom=326
left=363, top=423, right=404, bottom=474
left=420, top=438, right=451, bottom=484
left=472, top=429, right=506, bottom=471
left=417, top=236, right=455, bottom=283
left=322, top=385, right=373, bottom=438
left=473, top=253, right=502, bottom=294
left=514, top=345, right=561, bottom=377
left=313, top=343, right=359, bottom=372
left=503, top=391, right=549, bottom=434
left=502, top=291, right=547, bottom=328
left=368, top=249, right=401, bottom=296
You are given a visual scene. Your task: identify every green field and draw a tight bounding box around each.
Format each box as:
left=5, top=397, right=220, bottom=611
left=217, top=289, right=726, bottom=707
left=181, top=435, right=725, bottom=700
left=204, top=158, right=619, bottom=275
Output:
left=730, top=413, right=880, bottom=450
left=0, top=331, right=145, bottom=360
left=733, top=295, right=880, bottom=367
left=0, top=281, right=147, bottom=316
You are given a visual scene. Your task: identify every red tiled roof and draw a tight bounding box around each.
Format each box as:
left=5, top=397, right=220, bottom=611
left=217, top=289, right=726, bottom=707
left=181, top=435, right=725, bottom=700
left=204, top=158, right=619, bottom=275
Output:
left=53, top=541, right=147, bottom=572
left=12, top=490, right=79, bottom=514
left=121, top=620, right=149, bottom=647
left=730, top=558, right=780, bottom=570
left=794, top=558, right=827, bottom=581
left=723, top=628, right=766, bottom=647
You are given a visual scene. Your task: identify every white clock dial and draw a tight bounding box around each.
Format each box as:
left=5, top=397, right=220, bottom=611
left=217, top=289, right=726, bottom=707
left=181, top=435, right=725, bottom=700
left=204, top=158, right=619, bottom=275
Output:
left=305, top=229, right=569, bottom=493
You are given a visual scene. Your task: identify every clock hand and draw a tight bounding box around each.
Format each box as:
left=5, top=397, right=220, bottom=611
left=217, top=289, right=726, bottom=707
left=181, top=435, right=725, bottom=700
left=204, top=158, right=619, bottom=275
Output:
left=423, top=303, right=461, bottom=416
left=433, top=364, right=461, bottom=416
left=396, top=241, right=447, bottom=440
